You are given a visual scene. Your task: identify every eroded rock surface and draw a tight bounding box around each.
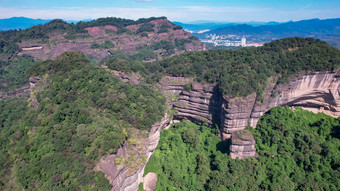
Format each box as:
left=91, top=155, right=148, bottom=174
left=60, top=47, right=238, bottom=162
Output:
left=173, top=83, right=221, bottom=125
left=230, top=130, right=258, bottom=159
left=104, top=71, right=340, bottom=190
left=142, top=173, right=158, bottom=191
left=157, top=72, right=340, bottom=140
left=97, top=113, right=171, bottom=191
left=221, top=71, right=340, bottom=139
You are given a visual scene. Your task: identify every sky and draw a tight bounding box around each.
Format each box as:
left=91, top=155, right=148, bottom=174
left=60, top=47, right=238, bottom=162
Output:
left=0, top=0, right=339, bottom=23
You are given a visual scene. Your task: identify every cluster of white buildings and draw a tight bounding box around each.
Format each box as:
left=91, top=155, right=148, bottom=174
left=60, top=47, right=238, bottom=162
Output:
left=201, top=34, right=263, bottom=47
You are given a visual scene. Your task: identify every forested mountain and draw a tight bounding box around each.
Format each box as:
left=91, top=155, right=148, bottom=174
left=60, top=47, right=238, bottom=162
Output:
left=0, top=52, right=165, bottom=190
left=0, top=15, right=339, bottom=191
left=0, top=16, right=202, bottom=65
left=107, top=37, right=339, bottom=97
left=0, top=16, right=202, bottom=93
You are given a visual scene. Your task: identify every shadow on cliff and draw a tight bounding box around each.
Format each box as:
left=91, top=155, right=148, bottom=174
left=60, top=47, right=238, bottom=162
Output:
left=216, top=139, right=231, bottom=154
left=209, top=86, right=232, bottom=154
left=209, top=85, right=222, bottom=125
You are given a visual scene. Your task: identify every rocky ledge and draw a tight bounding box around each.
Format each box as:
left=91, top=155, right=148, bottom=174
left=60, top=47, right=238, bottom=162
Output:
left=173, top=83, right=221, bottom=125
left=230, top=130, right=258, bottom=159
left=163, top=72, right=340, bottom=140
left=221, top=71, right=340, bottom=139
left=97, top=113, right=171, bottom=191
left=105, top=71, right=340, bottom=190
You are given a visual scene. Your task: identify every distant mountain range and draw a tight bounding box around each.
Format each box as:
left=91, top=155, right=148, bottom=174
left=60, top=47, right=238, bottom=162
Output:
left=1, top=17, right=339, bottom=48
left=0, top=17, right=93, bottom=31
left=0, top=17, right=282, bottom=32
left=176, top=18, right=340, bottom=48
left=205, top=18, right=340, bottom=37
left=173, top=21, right=280, bottom=33
left=0, top=17, right=52, bottom=31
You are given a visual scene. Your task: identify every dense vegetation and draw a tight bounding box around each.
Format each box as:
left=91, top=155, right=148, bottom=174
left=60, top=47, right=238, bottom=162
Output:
left=0, top=16, right=195, bottom=93
left=91, top=40, right=115, bottom=49
left=102, top=37, right=340, bottom=98
left=0, top=17, right=170, bottom=45
left=143, top=107, right=340, bottom=190
left=0, top=17, right=339, bottom=191
left=77, top=16, right=167, bottom=29
left=0, top=55, right=35, bottom=92
left=0, top=52, right=165, bottom=190
left=159, top=37, right=340, bottom=97
left=0, top=19, right=87, bottom=44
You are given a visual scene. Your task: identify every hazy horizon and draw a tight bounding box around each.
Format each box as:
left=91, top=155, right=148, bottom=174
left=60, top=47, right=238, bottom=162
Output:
left=1, top=16, right=339, bottom=25
left=0, top=0, right=339, bottom=23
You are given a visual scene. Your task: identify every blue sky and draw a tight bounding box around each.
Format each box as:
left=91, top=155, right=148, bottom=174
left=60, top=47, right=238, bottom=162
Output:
left=0, top=0, right=339, bottom=22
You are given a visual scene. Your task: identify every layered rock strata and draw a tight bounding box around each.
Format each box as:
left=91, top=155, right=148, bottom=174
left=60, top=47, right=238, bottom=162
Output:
left=107, top=71, right=340, bottom=189
left=172, top=83, right=221, bottom=126
left=220, top=71, right=340, bottom=139
left=230, top=130, right=258, bottom=159
left=156, top=72, right=340, bottom=140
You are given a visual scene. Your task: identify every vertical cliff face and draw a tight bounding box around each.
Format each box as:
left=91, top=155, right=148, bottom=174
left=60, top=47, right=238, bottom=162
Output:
left=221, top=72, right=340, bottom=139
left=220, top=93, right=257, bottom=139
left=106, top=72, right=340, bottom=190
left=220, top=71, right=340, bottom=139
left=230, top=130, right=258, bottom=159
left=157, top=72, right=340, bottom=140
left=250, top=71, right=340, bottom=126
left=173, top=83, right=222, bottom=125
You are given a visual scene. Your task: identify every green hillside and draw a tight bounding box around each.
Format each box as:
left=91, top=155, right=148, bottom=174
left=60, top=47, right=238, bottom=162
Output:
left=0, top=52, right=165, bottom=190
left=109, top=37, right=340, bottom=97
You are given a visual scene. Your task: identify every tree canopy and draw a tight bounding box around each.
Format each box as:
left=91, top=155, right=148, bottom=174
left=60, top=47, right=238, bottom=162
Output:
left=0, top=52, right=165, bottom=190
left=143, top=107, right=340, bottom=190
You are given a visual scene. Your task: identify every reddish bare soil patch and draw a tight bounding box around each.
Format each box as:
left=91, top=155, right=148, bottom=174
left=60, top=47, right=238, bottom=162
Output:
left=126, top=24, right=139, bottom=31
left=85, top=25, right=117, bottom=36
left=104, top=25, right=118, bottom=31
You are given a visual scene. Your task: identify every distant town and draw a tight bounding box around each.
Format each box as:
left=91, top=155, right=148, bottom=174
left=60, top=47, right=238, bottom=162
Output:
left=200, top=34, right=264, bottom=47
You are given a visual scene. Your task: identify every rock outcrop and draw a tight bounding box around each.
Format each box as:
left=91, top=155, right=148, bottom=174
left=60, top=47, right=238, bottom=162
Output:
left=230, top=130, right=258, bottom=159
left=0, top=87, right=30, bottom=100
left=0, top=77, right=40, bottom=100
left=154, top=72, right=340, bottom=140
left=142, top=173, right=158, bottom=191
left=173, top=83, right=221, bottom=125
left=155, top=72, right=340, bottom=140
left=105, top=71, right=340, bottom=190
left=97, top=113, right=172, bottom=191
left=221, top=71, right=340, bottom=139
left=29, top=77, right=41, bottom=109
